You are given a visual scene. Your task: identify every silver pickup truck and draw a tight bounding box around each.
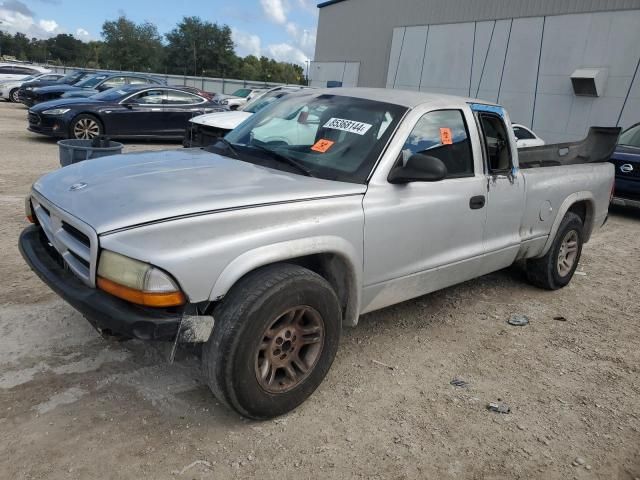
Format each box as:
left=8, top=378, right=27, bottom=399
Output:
left=20, top=88, right=618, bottom=419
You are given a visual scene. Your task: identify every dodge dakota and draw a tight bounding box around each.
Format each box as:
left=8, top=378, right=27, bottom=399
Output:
left=20, top=88, right=618, bottom=419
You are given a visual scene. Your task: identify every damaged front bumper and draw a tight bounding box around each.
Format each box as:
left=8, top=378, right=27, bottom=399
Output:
left=19, top=225, right=213, bottom=342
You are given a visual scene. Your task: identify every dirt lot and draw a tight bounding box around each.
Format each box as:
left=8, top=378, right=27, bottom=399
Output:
left=1, top=100, right=639, bottom=480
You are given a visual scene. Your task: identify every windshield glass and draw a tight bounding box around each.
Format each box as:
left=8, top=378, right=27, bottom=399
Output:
left=619, top=124, right=640, bottom=148
left=20, top=75, right=36, bottom=82
left=75, top=75, right=107, bottom=89
left=242, top=90, right=290, bottom=113
left=223, top=93, right=407, bottom=183
left=231, top=88, right=251, bottom=98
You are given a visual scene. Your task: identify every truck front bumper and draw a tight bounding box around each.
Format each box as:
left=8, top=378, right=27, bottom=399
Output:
left=19, top=225, right=184, bottom=340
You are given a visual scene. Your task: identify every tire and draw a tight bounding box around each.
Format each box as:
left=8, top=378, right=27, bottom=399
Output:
left=202, top=264, right=342, bottom=419
left=9, top=88, right=20, bottom=103
left=526, top=212, right=584, bottom=290
left=69, top=114, right=103, bottom=139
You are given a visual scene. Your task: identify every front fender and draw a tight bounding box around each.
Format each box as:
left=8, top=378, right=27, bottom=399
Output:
left=209, top=235, right=362, bottom=326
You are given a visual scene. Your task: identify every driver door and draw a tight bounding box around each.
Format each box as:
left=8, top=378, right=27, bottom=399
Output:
left=107, top=89, right=167, bottom=136
left=361, top=108, right=487, bottom=313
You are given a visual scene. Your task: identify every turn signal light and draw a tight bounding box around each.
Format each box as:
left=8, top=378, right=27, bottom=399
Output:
left=97, top=277, right=186, bottom=307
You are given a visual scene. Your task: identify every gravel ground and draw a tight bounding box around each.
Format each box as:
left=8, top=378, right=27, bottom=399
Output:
left=0, top=101, right=639, bottom=480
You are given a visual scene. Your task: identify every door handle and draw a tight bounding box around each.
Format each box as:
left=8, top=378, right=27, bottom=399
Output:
left=469, top=195, right=486, bottom=210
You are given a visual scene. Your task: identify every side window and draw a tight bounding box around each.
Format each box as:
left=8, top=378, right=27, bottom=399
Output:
left=164, top=90, right=202, bottom=105
left=128, top=76, right=151, bottom=85
left=0, top=67, right=13, bottom=74
left=478, top=113, right=512, bottom=173
left=16, top=67, right=38, bottom=74
left=401, top=109, right=474, bottom=178
left=513, top=126, right=535, bottom=140
left=130, top=89, right=166, bottom=104
left=101, top=76, right=126, bottom=89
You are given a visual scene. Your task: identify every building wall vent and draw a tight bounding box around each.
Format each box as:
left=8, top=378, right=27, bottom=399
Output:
left=570, top=68, right=608, bottom=97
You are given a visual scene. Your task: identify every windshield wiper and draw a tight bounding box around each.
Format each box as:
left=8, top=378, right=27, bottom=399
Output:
left=249, top=143, right=315, bottom=177
left=214, top=137, right=241, bottom=158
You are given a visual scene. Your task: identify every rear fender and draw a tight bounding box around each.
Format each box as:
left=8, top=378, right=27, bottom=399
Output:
left=540, top=192, right=595, bottom=256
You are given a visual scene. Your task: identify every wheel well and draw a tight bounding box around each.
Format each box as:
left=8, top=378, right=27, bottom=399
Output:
left=567, top=200, right=594, bottom=241
left=216, top=253, right=358, bottom=327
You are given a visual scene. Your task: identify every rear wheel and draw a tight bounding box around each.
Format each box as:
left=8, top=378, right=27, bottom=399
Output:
left=9, top=88, right=20, bottom=103
left=70, top=114, right=103, bottom=139
left=526, top=212, right=584, bottom=290
left=202, top=264, right=341, bottom=419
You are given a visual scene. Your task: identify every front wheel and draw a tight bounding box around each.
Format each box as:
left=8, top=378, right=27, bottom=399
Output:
left=526, top=212, right=584, bottom=290
left=202, top=264, right=342, bottom=419
left=70, top=114, right=103, bottom=139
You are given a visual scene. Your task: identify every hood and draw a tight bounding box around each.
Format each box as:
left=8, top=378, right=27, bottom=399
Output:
left=62, top=89, right=97, bottom=98
left=34, top=84, right=79, bottom=94
left=31, top=96, right=102, bottom=112
left=33, top=148, right=365, bottom=234
left=613, top=145, right=640, bottom=162
left=190, top=110, right=253, bottom=129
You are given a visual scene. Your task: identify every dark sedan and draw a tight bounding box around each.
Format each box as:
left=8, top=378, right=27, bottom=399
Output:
left=22, top=73, right=165, bottom=106
left=17, top=70, right=93, bottom=104
left=610, top=122, right=640, bottom=209
left=27, top=85, right=226, bottom=140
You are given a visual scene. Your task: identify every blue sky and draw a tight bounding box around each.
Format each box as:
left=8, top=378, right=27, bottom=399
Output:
left=0, top=0, right=319, bottom=64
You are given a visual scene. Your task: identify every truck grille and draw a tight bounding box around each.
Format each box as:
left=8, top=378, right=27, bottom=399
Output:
left=31, top=192, right=98, bottom=287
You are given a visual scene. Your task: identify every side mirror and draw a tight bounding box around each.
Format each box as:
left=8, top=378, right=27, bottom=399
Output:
left=388, top=153, right=447, bottom=184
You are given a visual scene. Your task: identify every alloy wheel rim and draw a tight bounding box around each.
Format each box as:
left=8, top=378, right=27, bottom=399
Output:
left=557, top=230, right=579, bottom=277
left=73, top=118, right=100, bottom=139
left=11, top=90, right=19, bottom=102
left=255, top=306, right=324, bottom=393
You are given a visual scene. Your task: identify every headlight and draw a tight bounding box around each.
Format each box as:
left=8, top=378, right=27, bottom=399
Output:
left=97, top=250, right=186, bottom=307
left=42, top=108, right=70, bottom=115
left=221, top=99, right=228, bottom=105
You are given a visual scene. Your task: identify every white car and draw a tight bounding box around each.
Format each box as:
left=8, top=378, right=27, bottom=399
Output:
left=0, top=63, right=51, bottom=82
left=217, top=88, right=268, bottom=110
left=184, top=86, right=309, bottom=147
left=0, top=73, right=63, bottom=102
left=512, top=123, right=545, bottom=148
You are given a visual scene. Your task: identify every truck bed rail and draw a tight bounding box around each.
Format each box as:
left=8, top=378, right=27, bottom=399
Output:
left=518, top=126, right=621, bottom=169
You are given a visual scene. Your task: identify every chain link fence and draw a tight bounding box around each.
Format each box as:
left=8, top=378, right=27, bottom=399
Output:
left=46, top=65, right=289, bottom=95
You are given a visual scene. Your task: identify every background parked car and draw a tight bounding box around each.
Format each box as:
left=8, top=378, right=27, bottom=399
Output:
left=17, top=70, right=94, bottom=104
left=512, top=123, right=545, bottom=148
left=22, top=73, right=166, bottom=106
left=610, top=122, right=640, bottom=209
left=0, top=73, right=64, bottom=102
left=0, top=62, right=50, bottom=81
left=184, top=86, right=308, bottom=147
left=27, top=85, right=226, bottom=140
left=216, top=87, right=267, bottom=110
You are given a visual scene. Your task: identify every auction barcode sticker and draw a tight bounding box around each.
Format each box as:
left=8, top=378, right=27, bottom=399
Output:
left=323, top=118, right=373, bottom=136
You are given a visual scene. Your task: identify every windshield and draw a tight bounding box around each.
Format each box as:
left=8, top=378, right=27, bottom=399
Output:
left=20, top=75, right=36, bottom=82
left=619, top=124, right=640, bottom=148
left=92, top=87, right=130, bottom=101
left=242, top=90, right=290, bottom=113
left=231, top=88, right=251, bottom=98
left=75, top=75, right=108, bottom=89
left=222, top=93, right=407, bottom=183
left=57, top=71, right=82, bottom=83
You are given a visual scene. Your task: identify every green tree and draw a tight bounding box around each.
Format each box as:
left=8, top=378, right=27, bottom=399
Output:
left=164, top=16, right=236, bottom=77
left=101, top=16, right=163, bottom=71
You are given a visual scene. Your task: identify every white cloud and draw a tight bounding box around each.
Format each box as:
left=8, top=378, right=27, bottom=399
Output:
left=0, top=1, right=63, bottom=38
left=38, top=19, right=58, bottom=32
left=260, top=0, right=287, bottom=25
left=232, top=28, right=262, bottom=58
left=75, top=28, right=90, bottom=40
left=266, top=43, right=308, bottom=65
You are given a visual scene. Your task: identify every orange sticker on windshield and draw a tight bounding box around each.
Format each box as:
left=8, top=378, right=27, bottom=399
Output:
left=440, top=127, right=453, bottom=145
left=311, top=139, right=335, bottom=153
